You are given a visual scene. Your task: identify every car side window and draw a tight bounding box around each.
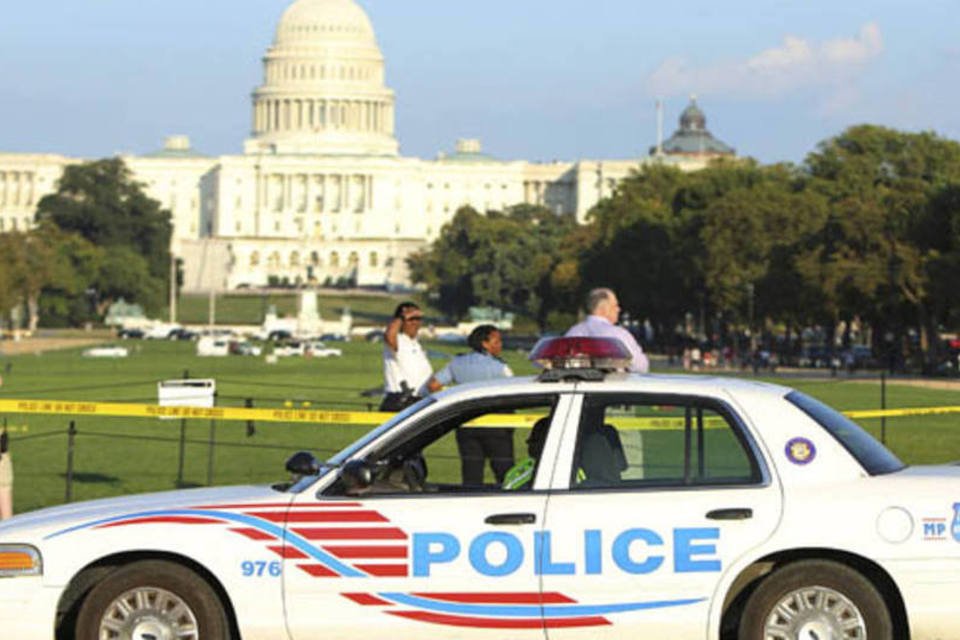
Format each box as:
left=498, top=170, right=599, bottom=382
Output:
left=571, top=394, right=761, bottom=489
left=336, top=394, right=559, bottom=496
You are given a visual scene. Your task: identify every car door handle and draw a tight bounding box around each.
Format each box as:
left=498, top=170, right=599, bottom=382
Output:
left=706, top=508, right=753, bottom=521
left=485, top=513, right=536, bottom=526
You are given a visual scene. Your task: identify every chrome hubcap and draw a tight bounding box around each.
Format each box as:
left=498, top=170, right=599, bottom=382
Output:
left=98, top=587, right=199, bottom=640
left=763, top=585, right=867, bottom=639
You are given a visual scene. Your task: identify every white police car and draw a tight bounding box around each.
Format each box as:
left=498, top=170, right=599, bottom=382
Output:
left=1, top=336, right=959, bottom=639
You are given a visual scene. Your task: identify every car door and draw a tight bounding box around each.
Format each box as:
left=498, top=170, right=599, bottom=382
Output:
left=539, top=391, right=782, bottom=639
left=283, top=392, right=575, bottom=640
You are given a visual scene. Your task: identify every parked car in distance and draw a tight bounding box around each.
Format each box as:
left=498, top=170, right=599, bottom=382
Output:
left=167, top=328, right=199, bottom=341
left=116, top=327, right=145, bottom=340
left=196, top=336, right=230, bottom=357
left=267, top=330, right=293, bottom=342
left=229, top=340, right=263, bottom=356
left=81, top=345, right=129, bottom=358
left=319, top=332, right=348, bottom=342
left=306, top=341, right=342, bottom=358
left=144, top=323, right=182, bottom=340
left=273, top=341, right=306, bottom=357
left=271, top=341, right=342, bottom=358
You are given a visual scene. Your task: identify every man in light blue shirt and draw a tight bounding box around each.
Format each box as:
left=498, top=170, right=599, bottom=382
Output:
left=565, top=288, right=650, bottom=373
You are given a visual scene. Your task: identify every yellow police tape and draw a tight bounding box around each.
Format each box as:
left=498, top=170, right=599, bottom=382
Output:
left=844, top=405, right=960, bottom=420
left=0, top=399, right=391, bottom=426
left=1, top=398, right=958, bottom=431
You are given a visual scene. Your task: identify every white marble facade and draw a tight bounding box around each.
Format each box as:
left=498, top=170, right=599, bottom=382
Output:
left=0, top=0, right=723, bottom=292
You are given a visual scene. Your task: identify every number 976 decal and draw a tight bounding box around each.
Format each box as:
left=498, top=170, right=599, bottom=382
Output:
left=241, top=560, right=282, bottom=577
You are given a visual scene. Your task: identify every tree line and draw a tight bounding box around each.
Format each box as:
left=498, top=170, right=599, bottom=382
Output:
left=409, top=125, right=960, bottom=370
left=0, top=158, right=172, bottom=330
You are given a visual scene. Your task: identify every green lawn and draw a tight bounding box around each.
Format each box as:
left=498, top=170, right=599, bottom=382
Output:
left=175, top=291, right=443, bottom=326
left=2, top=340, right=960, bottom=515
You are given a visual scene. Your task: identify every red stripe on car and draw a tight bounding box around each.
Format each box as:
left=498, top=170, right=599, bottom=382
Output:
left=341, top=593, right=394, bottom=606
left=324, top=545, right=408, bottom=559
left=292, top=527, right=407, bottom=540
left=355, top=564, right=408, bottom=577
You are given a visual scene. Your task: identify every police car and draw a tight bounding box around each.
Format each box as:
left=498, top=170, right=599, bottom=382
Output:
left=1, top=336, right=959, bottom=639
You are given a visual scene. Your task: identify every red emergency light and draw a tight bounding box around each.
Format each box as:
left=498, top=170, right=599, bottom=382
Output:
left=529, top=336, right=632, bottom=372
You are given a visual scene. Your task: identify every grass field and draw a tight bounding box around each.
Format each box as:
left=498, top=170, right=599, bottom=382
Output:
left=2, top=339, right=960, bottom=515
left=175, top=291, right=442, bottom=326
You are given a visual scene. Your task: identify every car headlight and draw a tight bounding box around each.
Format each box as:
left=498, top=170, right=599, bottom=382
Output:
left=0, top=545, right=42, bottom=578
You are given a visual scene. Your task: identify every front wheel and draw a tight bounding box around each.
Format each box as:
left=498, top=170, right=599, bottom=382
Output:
left=738, top=560, right=892, bottom=640
left=75, top=560, right=229, bottom=640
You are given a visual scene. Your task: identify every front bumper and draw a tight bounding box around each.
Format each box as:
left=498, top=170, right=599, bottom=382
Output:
left=0, top=576, right=62, bottom=639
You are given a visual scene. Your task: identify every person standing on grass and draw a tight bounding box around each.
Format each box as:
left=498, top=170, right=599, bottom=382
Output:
left=380, top=302, right=433, bottom=411
left=566, top=287, right=650, bottom=373
left=427, top=324, right=514, bottom=485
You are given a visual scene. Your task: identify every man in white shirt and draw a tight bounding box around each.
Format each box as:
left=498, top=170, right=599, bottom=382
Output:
left=380, top=302, right=433, bottom=411
left=565, top=288, right=650, bottom=373
left=427, top=325, right=515, bottom=485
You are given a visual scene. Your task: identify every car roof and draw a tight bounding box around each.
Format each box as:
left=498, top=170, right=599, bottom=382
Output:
left=431, top=372, right=793, bottom=403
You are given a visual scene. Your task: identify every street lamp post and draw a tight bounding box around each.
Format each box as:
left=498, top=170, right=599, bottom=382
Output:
left=169, top=253, right=178, bottom=323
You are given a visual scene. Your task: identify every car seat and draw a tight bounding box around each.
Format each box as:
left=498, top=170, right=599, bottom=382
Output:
left=578, top=422, right=626, bottom=486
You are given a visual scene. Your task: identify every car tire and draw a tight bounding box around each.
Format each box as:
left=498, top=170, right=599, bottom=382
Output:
left=737, top=559, right=892, bottom=640
left=75, top=560, right=229, bottom=640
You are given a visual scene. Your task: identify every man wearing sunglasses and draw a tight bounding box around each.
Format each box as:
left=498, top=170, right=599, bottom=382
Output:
left=379, top=302, right=433, bottom=411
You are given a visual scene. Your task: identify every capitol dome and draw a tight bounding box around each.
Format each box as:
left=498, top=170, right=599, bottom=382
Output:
left=245, top=0, right=399, bottom=156
left=274, top=0, right=377, bottom=47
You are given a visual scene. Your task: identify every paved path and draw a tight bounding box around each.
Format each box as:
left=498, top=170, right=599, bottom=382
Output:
left=0, top=337, right=105, bottom=356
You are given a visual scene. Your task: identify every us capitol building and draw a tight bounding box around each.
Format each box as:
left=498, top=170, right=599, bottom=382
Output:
left=0, top=0, right=734, bottom=292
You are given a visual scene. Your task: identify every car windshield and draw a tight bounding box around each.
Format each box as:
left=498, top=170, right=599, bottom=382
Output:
left=786, top=391, right=905, bottom=475
left=326, top=396, right=437, bottom=466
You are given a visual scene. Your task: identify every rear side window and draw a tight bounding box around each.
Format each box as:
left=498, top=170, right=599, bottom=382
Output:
left=786, top=391, right=905, bottom=476
left=571, top=394, right=764, bottom=489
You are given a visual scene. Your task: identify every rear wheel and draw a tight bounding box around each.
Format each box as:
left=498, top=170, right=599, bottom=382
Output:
left=75, top=560, right=229, bottom=640
left=738, top=560, right=892, bottom=640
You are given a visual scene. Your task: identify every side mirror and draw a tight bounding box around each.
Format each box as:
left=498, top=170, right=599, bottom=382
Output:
left=340, top=459, right=373, bottom=492
left=285, top=450, right=320, bottom=477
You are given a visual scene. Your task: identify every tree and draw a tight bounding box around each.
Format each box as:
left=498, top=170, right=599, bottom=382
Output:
left=0, top=222, right=101, bottom=330
left=805, top=125, right=960, bottom=366
left=701, top=166, right=828, bottom=331
left=408, top=207, right=482, bottom=320
left=408, top=205, right=577, bottom=327
left=580, top=161, right=792, bottom=344
left=36, top=226, right=104, bottom=327
left=0, top=234, right=24, bottom=328
left=36, top=158, right=173, bottom=314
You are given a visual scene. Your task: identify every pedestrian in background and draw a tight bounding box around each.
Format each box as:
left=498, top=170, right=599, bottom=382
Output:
left=428, top=324, right=514, bottom=485
left=0, top=428, right=12, bottom=521
left=566, top=287, right=650, bottom=373
left=380, top=302, right=433, bottom=411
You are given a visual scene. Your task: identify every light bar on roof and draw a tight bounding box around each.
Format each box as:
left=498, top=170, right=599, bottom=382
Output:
left=529, top=336, right=632, bottom=371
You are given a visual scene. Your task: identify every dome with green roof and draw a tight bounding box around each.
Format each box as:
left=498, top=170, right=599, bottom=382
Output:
left=659, top=96, right=734, bottom=157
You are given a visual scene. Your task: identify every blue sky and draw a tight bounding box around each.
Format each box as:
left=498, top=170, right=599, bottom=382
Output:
left=1, top=0, right=957, bottom=165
